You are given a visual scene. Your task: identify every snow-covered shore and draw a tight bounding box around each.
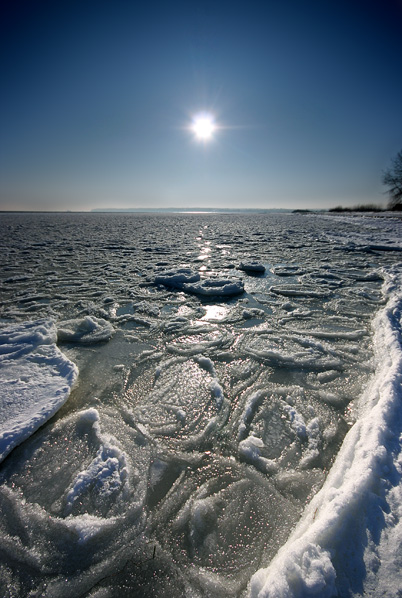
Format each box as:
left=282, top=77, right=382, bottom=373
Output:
left=249, top=265, right=402, bottom=597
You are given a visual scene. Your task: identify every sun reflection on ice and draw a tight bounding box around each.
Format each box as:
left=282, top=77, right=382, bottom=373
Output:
left=200, top=305, right=228, bottom=321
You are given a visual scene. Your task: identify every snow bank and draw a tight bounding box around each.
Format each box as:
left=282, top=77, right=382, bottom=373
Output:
left=0, top=319, right=78, bottom=463
left=248, top=265, right=402, bottom=597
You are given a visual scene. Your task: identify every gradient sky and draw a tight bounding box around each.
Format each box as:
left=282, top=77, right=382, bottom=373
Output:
left=1, top=0, right=402, bottom=211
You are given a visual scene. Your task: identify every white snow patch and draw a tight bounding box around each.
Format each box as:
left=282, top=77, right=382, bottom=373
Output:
left=0, top=319, right=78, bottom=463
left=283, top=405, right=307, bottom=439
left=63, top=513, right=119, bottom=544
left=239, top=435, right=278, bottom=474
left=209, top=379, right=224, bottom=409
left=250, top=542, right=336, bottom=598
left=194, top=355, right=217, bottom=376
left=238, top=390, right=265, bottom=440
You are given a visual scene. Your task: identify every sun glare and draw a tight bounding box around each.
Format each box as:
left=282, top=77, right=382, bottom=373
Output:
left=191, top=112, right=217, bottom=141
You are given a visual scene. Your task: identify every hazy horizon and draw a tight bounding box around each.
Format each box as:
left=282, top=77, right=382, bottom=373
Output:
left=0, top=206, right=298, bottom=213
left=0, top=205, right=396, bottom=214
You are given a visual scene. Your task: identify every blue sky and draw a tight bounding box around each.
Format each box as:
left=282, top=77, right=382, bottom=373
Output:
left=1, top=0, right=401, bottom=211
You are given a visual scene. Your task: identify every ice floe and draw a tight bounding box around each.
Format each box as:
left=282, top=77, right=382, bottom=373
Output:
left=0, top=319, right=78, bottom=462
left=238, top=261, right=266, bottom=274
left=154, top=268, right=244, bottom=297
left=57, top=315, right=115, bottom=344
left=154, top=268, right=200, bottom=289
left=183, top=278, right=244, bottom=297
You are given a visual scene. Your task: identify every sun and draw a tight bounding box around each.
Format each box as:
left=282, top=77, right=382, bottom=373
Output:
left=191, top=112, right=217, bottom=141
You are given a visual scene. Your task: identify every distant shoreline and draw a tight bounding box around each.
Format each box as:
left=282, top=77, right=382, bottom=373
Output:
left=90, top=207, right=296, bottom=214
left=0, top=208, right=400, bottom=218
left=0, top=208, right=296, bottom=215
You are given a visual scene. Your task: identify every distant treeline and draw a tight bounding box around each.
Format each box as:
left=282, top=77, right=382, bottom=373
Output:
left=329, top=203, right=402, bottom=213
left=329, top=204, right=383, bottom=213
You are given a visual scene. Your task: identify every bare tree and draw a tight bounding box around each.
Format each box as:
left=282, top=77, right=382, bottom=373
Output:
left=383, top=150, right=402, bottom=210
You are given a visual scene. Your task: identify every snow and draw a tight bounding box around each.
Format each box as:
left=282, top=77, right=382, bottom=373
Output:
left=0, top=319, right=78, bottom=463
left=238, top=390, right=266, bottom=440
left=283, top=405, right=308, bottom=439
left=239, top=435, right=279, bottom=474
left=209, top=379, right=225, bottom=409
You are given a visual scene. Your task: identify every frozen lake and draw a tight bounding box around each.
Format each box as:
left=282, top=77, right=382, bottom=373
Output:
left=1, top=211, right=402, bottom=597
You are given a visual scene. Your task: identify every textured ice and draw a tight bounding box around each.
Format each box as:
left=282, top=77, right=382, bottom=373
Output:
left=64, top=408, right=130, bottom=516
left=1, top=211, right=402, bottom=597
left=57, top=315, right=115, bottom=344
left=270, top=284, right=330, bottom=298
